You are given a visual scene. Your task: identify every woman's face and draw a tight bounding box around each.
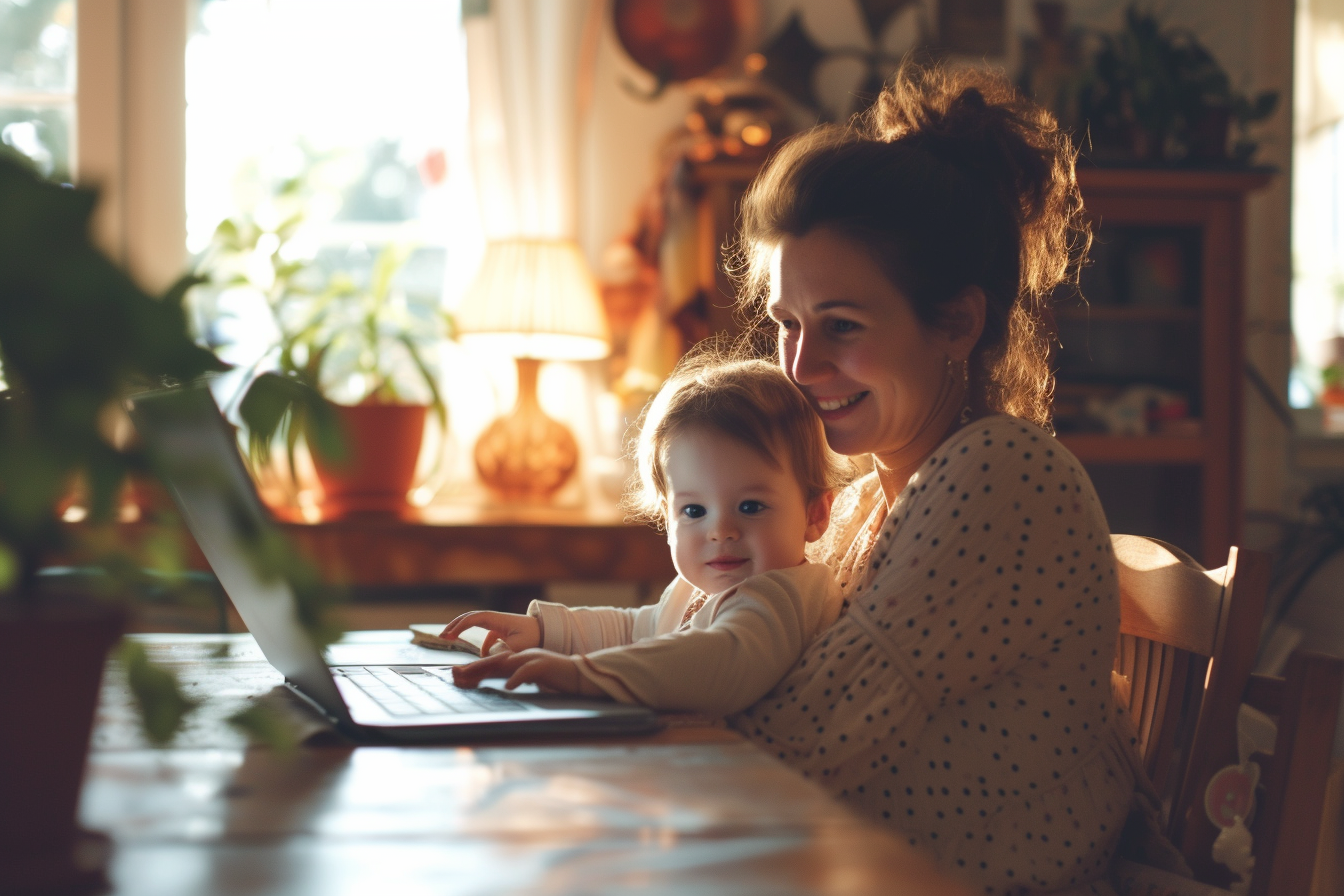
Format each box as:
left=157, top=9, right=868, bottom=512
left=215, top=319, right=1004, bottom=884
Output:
left=766, top=227, right=971, bottom=468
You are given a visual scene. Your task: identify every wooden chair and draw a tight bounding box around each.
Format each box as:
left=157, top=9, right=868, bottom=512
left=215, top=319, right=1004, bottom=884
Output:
left=1111, top=534, right=1344, bottom=893
left=1111, top=535, right=1270, bottom=847
left=1241, top=650, right=1343, bottom=896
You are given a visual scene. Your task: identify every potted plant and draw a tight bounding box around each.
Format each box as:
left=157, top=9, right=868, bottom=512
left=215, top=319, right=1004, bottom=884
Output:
left=199, top=177, right=451, bottom=518
left=0, top=147, right=218, bottom=891
left=1077, top=4, right=1278, bottom=164
left=0, top=150, right=338, bottom=891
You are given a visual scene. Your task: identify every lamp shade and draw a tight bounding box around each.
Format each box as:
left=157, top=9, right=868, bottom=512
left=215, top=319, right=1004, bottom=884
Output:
left=456, top=239, right=610, bottom=361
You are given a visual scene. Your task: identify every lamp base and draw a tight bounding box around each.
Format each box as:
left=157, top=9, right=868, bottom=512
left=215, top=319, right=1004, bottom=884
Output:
left=474, top=357, right=579, bottom=502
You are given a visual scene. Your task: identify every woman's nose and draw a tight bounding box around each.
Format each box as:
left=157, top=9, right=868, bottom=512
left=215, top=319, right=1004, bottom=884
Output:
left=787, top=328, right=829, bottom=385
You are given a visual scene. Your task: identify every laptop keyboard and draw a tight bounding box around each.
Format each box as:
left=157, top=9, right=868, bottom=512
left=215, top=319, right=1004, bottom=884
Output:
left=337, top=666, right=534, bottom=716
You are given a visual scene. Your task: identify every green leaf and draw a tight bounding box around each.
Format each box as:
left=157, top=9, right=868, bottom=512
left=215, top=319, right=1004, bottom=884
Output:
left=1249, top=91, right=1278, bottom=121
left=237, top=371, right=347, bottom=473
left=161, top=272, right=210, bottom=311
left=227, top=701, right=297, bottom=753
left=398, top=334, right=448, bottom=433
left=0, top=540, right=16, bottom=591
left=119, top=640, right=200, bottom=747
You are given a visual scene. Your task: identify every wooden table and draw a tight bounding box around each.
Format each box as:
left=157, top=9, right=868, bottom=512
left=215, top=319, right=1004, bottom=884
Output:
left=82, top=632, right=969, bottom=895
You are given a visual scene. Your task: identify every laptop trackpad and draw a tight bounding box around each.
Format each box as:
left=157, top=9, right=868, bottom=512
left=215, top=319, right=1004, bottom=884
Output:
left=477, top=679, right=541, bottom=696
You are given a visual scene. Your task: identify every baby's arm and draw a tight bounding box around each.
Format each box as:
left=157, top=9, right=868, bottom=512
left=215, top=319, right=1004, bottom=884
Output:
left=526, top=577, right=682, bottom=654
left=573, top=568, right=823, bottom=715
left=443, top=579, right=676, bottom=659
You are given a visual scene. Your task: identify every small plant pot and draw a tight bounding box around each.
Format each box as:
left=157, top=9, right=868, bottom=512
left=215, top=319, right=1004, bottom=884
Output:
left=311, top=402, right=429, bottom=518
left=1188, top=105, right=1232, bottom=163
left=0, top=597, right=123, bottom=893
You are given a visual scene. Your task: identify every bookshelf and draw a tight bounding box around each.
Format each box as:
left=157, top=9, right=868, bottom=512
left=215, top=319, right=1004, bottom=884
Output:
left=1055, top=168, right=1271, bottom=565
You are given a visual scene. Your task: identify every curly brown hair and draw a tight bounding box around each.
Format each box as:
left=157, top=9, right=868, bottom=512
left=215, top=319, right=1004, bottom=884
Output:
left=734, top=64, right=1089, bottom=427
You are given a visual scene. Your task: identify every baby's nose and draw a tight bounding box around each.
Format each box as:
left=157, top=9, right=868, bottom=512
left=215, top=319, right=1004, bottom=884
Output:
left=710, top=517, right=740, bottom=541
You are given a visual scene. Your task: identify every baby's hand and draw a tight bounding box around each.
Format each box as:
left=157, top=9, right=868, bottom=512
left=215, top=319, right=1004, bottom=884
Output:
left=440, top=611, right=540, bottom=654
left=451, top=649, right=602, bottom=697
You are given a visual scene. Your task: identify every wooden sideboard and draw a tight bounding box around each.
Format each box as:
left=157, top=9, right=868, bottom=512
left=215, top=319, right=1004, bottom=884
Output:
left=280, top=506, right=675, bottom=588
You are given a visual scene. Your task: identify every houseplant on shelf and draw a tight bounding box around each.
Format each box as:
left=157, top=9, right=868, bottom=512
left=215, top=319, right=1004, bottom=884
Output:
left=1076, top=4, right=1278, bottom=165
left=200, top=180, right=452, bottom=519
left=0, top=150, right=340, bottom=892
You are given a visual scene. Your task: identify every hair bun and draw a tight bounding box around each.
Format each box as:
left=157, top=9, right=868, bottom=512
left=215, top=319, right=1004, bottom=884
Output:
left=864, top=66, right=1085, bottom=305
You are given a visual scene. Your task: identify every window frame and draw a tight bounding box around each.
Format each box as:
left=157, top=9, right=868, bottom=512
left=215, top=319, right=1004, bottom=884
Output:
left=73, top=0, right=188, bottom=295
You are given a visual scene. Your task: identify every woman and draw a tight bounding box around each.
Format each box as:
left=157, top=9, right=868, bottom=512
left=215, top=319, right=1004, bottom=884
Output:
left=727, top=66, right=1136, bottom=895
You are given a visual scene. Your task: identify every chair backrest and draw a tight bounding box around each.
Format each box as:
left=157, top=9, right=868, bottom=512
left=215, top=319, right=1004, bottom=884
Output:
left=1243, top=650, right=1344, bottom=896
left=1109, top=534, right=1271, bottom=878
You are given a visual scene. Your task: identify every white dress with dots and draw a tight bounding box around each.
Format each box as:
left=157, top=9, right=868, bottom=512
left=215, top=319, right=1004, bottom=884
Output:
left=730, top=416, right=1135, bottom=895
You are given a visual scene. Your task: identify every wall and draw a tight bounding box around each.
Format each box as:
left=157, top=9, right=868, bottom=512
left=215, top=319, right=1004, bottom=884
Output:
left=577, top=0, right=1297, bottom=537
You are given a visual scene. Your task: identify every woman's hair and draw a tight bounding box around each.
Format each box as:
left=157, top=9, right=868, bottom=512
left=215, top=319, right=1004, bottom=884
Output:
left=734, top=64, right=1089, bottom=427
left=627, top=354, right=851, bottom=526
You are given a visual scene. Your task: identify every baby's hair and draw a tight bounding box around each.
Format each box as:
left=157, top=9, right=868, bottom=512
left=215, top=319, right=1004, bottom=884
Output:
left=627, top=353, right=851, bottom=527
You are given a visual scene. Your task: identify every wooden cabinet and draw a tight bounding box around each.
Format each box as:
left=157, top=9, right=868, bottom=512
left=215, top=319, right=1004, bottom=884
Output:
left=689, top=161, right=1270, bottom=566
left=1055, top=168, right=1270, bottom=565
left=280, top=507, right=674, bottom=588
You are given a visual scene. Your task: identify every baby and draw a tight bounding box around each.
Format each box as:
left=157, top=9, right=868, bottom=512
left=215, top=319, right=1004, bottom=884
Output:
left=445, top=357, right=849, bottom=716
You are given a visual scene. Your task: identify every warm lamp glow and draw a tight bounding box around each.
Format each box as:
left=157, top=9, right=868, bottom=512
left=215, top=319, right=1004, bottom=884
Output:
left=456, top=239, right=610, bottom=361
left=457, top=238, right=611, bottom=502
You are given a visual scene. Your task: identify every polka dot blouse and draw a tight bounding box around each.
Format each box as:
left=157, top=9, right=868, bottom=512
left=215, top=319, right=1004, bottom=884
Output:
left=730, top=416, right=1136, bottom=895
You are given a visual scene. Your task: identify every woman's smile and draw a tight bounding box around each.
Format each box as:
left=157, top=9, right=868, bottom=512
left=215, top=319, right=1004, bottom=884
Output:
left=814, top=391, right=868, bottom=413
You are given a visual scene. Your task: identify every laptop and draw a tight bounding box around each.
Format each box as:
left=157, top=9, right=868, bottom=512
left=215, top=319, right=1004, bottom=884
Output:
left=127, top=381, right=658, bottom=743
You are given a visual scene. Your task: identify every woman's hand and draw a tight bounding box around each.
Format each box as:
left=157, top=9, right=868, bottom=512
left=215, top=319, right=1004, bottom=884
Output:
left=440, top=611, right=540, bottom=654
left=451, top=648, right=604, bottom=697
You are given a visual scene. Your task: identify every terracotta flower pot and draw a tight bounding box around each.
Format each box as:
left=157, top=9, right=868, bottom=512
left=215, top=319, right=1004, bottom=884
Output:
left=311, top=402, right=429, bottom=518
left=0, top=598, right=123, bottom=893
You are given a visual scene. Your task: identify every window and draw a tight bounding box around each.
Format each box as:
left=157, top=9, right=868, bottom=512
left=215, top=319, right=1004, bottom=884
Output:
left=1291, top=0, right=1344, bottom=408
left=0, top=0, right=75, bottom=180
left=185, top=0, right=480, bottom=403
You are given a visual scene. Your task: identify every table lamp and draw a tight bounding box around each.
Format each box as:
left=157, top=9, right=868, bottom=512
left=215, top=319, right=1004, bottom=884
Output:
left=456, top=238, right=611, bottom=501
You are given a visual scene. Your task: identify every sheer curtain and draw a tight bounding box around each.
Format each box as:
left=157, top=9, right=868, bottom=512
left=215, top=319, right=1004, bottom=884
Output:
left=1291, top=0, right=1344, bottom=404
left=463, top=0, right=589, bottom=240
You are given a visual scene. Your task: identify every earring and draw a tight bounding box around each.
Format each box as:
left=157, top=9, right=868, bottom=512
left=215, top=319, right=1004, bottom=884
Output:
left=957, top=360, right=972, bottom=425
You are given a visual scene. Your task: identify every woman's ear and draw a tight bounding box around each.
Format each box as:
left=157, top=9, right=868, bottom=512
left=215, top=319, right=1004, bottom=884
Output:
left=942, top=286, right=987, bottom=361
left=804, top=490, right=835, bottom=543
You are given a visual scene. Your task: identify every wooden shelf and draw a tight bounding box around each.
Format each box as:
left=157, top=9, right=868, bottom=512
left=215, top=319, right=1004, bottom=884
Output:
left=1058, top=434, right=1208, bottom=465
left=1054, top=306, right=1199, bottom=323
left=1076, top=167, right=1273, bottom=196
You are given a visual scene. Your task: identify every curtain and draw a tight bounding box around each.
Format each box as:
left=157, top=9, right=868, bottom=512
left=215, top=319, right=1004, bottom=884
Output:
left=462, top=0, right=590, bottom=240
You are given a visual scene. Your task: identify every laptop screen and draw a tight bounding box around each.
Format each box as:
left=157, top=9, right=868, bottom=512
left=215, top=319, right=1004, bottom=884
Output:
left=128, top=382, right=347, bottom=717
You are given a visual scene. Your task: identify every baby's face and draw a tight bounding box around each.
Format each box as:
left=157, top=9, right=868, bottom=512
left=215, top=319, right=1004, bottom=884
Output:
left=663, top=425, right=827, bottom=594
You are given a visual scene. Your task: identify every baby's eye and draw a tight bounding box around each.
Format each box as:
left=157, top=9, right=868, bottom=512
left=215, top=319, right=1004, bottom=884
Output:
left=739, top=500, right=767, bottom=515
left=680, top=504, right=706, bottom=519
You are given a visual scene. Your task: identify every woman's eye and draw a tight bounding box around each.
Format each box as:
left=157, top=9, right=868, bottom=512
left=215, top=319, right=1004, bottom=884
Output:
left=680, top=504, right=706, bottom=519
left=739, top=500, right=767, bottom=515
left=827, top=318, right=860, bottom=334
